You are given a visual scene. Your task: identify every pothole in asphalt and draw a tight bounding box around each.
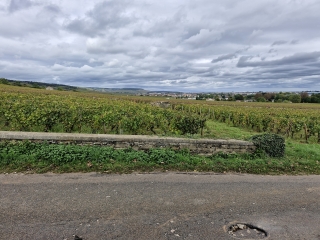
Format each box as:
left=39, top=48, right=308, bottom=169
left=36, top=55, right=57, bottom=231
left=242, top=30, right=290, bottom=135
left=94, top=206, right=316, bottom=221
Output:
left=228, top=223, right=268, bottom=239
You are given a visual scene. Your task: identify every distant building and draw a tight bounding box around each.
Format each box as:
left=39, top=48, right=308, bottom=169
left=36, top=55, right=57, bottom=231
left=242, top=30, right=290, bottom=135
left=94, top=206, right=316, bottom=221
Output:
left=46, top=87, right=54, bottom=90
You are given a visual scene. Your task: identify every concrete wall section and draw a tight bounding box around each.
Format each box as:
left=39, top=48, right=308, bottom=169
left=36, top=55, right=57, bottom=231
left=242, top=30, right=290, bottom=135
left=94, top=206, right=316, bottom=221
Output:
left=0, top=131, right=255, bottom=156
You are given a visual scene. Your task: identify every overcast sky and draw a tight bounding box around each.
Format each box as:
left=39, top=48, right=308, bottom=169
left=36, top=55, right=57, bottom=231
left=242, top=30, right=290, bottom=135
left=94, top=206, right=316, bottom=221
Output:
left=1, top=0, right=320, bottom=92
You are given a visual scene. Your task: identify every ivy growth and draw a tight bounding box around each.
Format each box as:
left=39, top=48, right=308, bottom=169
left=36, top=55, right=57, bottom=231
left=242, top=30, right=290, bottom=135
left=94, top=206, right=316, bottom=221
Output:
left=250, top=133, right=285, bottom=158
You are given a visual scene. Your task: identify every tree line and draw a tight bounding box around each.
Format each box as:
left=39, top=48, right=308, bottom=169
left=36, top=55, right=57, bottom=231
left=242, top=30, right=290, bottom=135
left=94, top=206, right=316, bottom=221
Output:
left=196, top=91, right=320, bottom=103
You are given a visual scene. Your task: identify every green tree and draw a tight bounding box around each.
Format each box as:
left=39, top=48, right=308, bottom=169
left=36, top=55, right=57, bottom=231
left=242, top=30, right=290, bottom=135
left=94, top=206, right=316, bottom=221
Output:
left=32, top=83, right=42, bottom=89
left=275, top=93, right=288, bottom=102
left=300, top=92, right=310, bottom=103
left=234, top=94, right=244, bottom=101
left=288, top=94, right=301, bottom=103
left=13, top=81, right=22, bottom=86
left=0, top=78, right=9, bottom=84
left=254, top=93, right=265, bottom=101
left=311, top=93, right=320, bottom=103
left=257, top=97, right=266, bottom=102
left=245, top=94, right=255, bottom=100
left=264, top=92, right=275, bottom=102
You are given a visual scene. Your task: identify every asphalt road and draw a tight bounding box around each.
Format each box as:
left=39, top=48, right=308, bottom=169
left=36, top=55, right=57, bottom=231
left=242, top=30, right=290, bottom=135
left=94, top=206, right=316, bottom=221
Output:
left=1, top=172, right=320, bottom=240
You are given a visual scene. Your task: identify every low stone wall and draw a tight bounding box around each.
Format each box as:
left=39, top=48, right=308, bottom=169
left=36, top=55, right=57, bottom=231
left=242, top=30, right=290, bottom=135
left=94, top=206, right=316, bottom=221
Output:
left=0, top=131, right=256, bottom=156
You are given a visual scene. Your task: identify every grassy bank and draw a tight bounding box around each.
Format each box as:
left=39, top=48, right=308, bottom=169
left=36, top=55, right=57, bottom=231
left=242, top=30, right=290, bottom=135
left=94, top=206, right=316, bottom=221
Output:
left=1, top=121, right=319, bottom=175
left=1, top=138, right=319, bottom=175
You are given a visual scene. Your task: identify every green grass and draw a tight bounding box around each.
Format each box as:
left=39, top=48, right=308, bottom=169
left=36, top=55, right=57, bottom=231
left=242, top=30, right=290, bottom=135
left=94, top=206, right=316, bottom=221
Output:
left=203, top=121, right=256, bottom=140
left=0, top=137, right=319, bottom=175
left=159, top=120, right=256, bottom=140
left=1, top=120, right=320, bottom=175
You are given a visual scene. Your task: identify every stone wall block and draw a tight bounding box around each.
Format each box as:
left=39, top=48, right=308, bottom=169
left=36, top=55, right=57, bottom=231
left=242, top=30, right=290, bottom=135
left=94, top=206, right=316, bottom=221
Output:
left=0, top=131, right=256, bottom=155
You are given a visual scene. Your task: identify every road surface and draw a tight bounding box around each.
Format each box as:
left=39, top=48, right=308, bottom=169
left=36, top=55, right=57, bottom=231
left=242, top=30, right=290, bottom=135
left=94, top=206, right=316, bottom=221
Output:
left=1, top=172, right=320, bottom=239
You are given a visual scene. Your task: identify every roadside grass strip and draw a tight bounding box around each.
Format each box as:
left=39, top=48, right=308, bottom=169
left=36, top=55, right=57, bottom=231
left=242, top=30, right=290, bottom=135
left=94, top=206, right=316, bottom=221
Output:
left=0, top=141, right=319, bottom=174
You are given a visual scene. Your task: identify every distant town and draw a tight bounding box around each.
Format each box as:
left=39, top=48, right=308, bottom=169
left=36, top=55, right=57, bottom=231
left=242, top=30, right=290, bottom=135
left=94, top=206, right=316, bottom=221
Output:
left=1, top=77, right=320, bottom=103
left=140, top=91, right=320, bottom=103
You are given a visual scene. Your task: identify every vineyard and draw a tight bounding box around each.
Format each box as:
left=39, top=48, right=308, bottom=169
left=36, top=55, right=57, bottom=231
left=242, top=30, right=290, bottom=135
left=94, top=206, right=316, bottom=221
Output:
left=173, top=103, right=320, bottom=143
left=1, top=84, right=320, bottom=143
left=0, top=85, right=206, bottom=136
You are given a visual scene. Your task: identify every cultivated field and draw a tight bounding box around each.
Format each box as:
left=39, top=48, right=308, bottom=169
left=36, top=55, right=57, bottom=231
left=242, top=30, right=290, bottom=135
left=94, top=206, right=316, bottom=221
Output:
left=1, top=84, right=320, bottom=143
left=1, top=84, right=320, bottom=174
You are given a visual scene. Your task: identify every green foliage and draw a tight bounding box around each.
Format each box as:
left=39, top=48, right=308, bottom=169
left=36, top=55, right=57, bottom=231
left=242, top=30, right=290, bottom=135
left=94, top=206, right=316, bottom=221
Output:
left=311, top=93, right=320, bottom=103
left=234, top=94, right=244, bottom=101
left=31, top=83, right=42, bottom=89
left=148, top=149, right=177, bottom=164
left=196, top=93, right=216, bottom=100
left=1, top=140, right=319, bottom=175
left=173, top=114, right=206, bottom=135
left=251, top=133, right=285, bottom=158
left=275, top=93, right=305, bottom=103
left=13, top=81, right=23, bottom=86
left=300, top=92, right=310, bottom=103
left=0, top=78, right=9, bottom=85
left=289, top=94, right=301, bottom=103
left=0, top=90, right=210, bottom=135
left=1, top=85, right=320, bottom=143
left=256, top=97, right=266, bottom=102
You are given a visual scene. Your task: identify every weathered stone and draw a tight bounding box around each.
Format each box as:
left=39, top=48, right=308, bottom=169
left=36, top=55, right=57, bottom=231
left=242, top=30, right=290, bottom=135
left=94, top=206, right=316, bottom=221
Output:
left=0, top=131, right=256, bottom=155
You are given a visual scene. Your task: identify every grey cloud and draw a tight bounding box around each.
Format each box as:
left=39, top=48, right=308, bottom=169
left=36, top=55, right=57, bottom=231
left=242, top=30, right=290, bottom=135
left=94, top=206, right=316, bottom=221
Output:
left=230, top=61, right=320, bottom=90
left=88, top=0, right=133, bottom=26
left=211, top=53, right=237, bottom=63
left=183, top=29, right=222, bottom=48
left=237, top=52, right=320, bottom=68
left=44, top=4, right=61, bottom=13
left=235, top=46, right=251, bottom=54
left=65, top=0, right=133, bottom=37
left=132, top=8, right=194, bottom=41
left=1, top=0, right=320, bottom=92
left=65, top=19, right=100, bottom=37
left=198, top=71, right=219, bottom=78
left=86, top=38, right=149, bottom=59
left=271, top=40, right=287, bottom=46
left=8, top=0, right=33, bottom=12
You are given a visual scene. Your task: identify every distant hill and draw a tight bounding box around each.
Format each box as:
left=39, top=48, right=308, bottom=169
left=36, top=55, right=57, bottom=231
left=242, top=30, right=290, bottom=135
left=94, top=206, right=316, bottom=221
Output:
left=0, top=78, right=82, bottom=91
left=88, top=87, right=148, bottom=94
left=0, top=78, right=185, bottom=95
left=0, top=78, right=149, bottom=94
